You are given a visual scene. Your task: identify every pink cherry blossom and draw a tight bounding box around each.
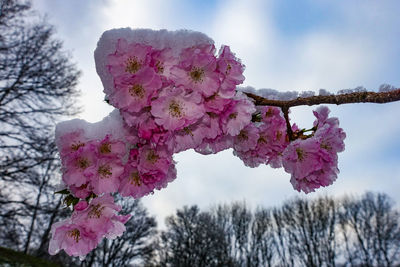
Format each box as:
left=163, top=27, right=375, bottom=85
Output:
left=150, top=48, right=178, bottom=77
left=170, top=44, right=221, bottom=97
left=282, top=106, right=345, bottom=193
left=282, top=138, right=325, bottom=180
left=138, top=145, right=173, bottom=177
left=90, top=158, right=124, bottom=195
left=172, top=121, right=207, bottom=153
left=220, top=94, right=256, bottom=136
left=96, top=135, right=126, bottom=159
left=73, top=194, right=130, bottom=239
left=151, top=86, right=205, bottom=131
left=204, top=93, right=233, bottom=114
left=217, top=45, right=245, bottom=98
left=57, top=130, right=87, bottom=159
left=233, top=107, right=289, bottom=168
left=110, top=67, right=162, bottom=113
left=62, top=143, right=97, bottom=187
left=48, top=220, right=99, bottom=257
left=119, top=160, right=154, bottom=198
left=233, top=123, right=259, bottom=152
left=107, top=39, right=152, bottom=77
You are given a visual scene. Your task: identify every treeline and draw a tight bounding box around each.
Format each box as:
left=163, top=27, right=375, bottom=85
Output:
left=149, top=192, right=400, bottom=267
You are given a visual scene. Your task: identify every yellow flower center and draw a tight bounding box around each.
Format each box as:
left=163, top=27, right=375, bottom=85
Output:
left=258, top=136, right=267, bottom=144
left=229, top=112, right=238, bottom=119
left=183, top=126, right=194, bottom=136
left=169, top=100, right=183, bottom=118
left=237, top=130, right=248, bottom=141
left=99, top=142, right=111, bottom=154
left=276, top=131, right=282, bottom=141
left=146, top=150, right=159, bottom=164
left=156, top=60, right=164, bottom=73
left=129, top=84, right=145, bottom=99
left=98, top=164, right=112, bottom=178
left=71, top=142, right=85, bottom=151
left=226, top=63, right=232, bottom=75
left=189, top=67, right=204, bottom=83
left=321, top=142, right=331, bottom=150
left=296, top=148, right=305, bottom=161
left=68, top=228, right=80, bottom=243
left=77, top=157, right=90, bottom=170
left=125, top=56, right=141, bottom=74
left=129, top=171, right=142, bottom=186
left=88, top=204, right=105, bottom=218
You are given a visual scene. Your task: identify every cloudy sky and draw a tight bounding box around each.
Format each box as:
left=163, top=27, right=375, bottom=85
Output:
left=33, top=0, right=400, bottom=225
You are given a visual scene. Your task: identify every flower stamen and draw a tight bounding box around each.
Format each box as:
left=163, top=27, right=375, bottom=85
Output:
left=189, top=67, right=205, bottom=83
left=125, top=56, right=141, bottom=74
left=129, top=84, right=145, bottom=99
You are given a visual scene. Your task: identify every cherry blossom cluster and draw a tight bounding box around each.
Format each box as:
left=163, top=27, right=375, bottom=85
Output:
left=49, top=29, right=346, bottom=258
left=282, top=106, right=346, bottom=193
left=49, top=195, right=130, bottom=258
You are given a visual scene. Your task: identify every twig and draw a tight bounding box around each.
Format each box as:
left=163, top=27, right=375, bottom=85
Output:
left=244, top=88, right=400, bottom=141
left=244, top=89, right=400, bottom=108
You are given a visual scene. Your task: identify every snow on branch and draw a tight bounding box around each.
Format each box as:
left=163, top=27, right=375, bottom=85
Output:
left=241, top=85, right=400, bottom=108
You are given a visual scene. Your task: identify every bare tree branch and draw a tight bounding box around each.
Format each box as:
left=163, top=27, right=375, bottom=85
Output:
left=244, top=88, right=400, bottom=108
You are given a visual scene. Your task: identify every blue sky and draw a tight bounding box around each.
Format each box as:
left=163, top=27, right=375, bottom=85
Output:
left=33, top=0, right=400, bottom=225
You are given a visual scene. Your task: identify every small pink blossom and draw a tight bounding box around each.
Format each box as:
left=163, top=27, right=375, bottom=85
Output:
left=48, top=220, right=99, bottom=257
left=107, top=39, right=152, bottom=77
left=119, top=160, right=153, bottom=198
left=282, top=106, right=345, bottom=193
left=62, top=144, right=97, bottom=187
left=96, top=135, right=126, bottom=159
left=282, top=138, right=324, bottom=180
left=151, top=87, right=205, bottom=131
left=73, top=195, right=130, bottom=239
left=110, top=67, right=162, bottom=113
left=217, top=45, right=245, bottom=98
left=220, top=94, right=256, bottom=136
left=172, top=121, right=207, bottom=153
left=138, top=145, right=173, bottom=177
left=171, top=44, right=221, bottom=97
left=57, top=130, right=87, bottom=159
left=90, top=158, right=124, bottom=195
left=233, top=123, right=259, bottom=152
left=150, top=48, right=178, bottom=77
left=204, top=93, right=233, bottom=114
left=233, top=107, right=289, bottom=169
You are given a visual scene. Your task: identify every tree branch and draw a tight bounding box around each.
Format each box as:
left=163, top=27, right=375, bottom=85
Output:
left=243, top=88, right=400, bottom=108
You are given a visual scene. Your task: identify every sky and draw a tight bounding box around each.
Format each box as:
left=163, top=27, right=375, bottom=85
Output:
left=33, top=0, right=400, bottom=226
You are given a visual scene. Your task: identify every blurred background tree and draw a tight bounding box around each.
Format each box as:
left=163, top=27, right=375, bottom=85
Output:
left=0, top=1, right=158, bottom=266
left=149, top=192, right=400, bottom=267
left=0, top=0, right=80, bottom=258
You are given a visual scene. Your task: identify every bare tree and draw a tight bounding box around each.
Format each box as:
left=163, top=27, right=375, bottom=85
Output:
left=276, top=196, right=338, bottom=267
left=157, top=205, right=233, bottom=267
left=339, top=192, right=400, bottom=267
left=0, top=0, right=80, bottom=260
